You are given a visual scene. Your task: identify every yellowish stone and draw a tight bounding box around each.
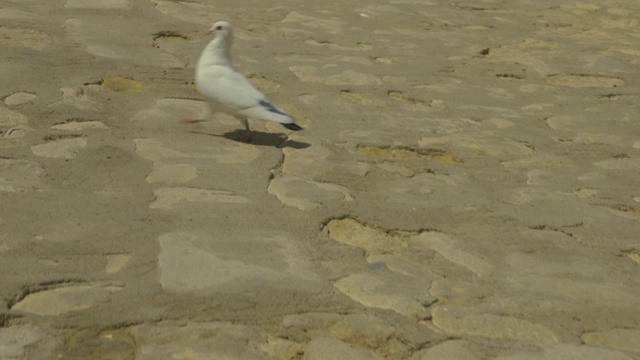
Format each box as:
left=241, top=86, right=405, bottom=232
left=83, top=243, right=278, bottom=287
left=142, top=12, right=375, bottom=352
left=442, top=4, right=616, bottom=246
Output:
left=547, top=74, right=623, bottom=88
left=582, top=328, right=640, bottom=354
left=326, top=218, right=403, bottom=254
left=431, top=305, right=558, bottom=343
left=501, top=157, right=572, bottom=168
left=101, top=76, right=141, bottom=92
left=145, top=163, right=198, bottom=184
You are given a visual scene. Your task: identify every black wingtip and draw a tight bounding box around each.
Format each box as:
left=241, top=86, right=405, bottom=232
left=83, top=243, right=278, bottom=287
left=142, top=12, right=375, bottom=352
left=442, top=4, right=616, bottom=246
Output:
left=282, top=123, right=303, bottom=131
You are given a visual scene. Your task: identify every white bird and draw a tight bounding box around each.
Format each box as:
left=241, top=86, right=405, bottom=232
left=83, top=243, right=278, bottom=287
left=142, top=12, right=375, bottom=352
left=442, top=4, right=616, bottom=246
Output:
left=182, top=21, right=302, bottom=142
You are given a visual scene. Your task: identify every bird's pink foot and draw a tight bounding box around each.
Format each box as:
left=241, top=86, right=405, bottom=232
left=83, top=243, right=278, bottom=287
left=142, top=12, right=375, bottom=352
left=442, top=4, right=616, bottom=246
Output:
left=180, top=118, right=205, bottom=124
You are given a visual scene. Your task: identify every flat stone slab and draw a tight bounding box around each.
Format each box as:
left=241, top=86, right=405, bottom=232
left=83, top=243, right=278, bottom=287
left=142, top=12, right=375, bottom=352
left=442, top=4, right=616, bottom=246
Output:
left=65, top=0, right=131, bottom=10
left=496, top=343, right=633, bottom=360
left=150, top=187, right=248, bottom=209
left=3, top=91, right=36, bottom=106
left=334, top=271, right=433, bottom=319
left=410, top=340, right=480, bottom=360
left=131, top=322, right=267, bottom=360
left=30, top=137, right=88, bottom=159
left=268, top=176, right=353, bottom=211
left=430, top=305, right=559, bottom=343
left=11, top=284, right=123, bottom=316
left=0, top=159, right=44, bottom=192
left=51, top=120, right=108, bottom=131
left=158, top=232, right=321, bottom=293
left=304, top=337, right=386, bottom=360
left=145, top=163, right=198, bottom=184
left=0, top=107, right=28, bottom=127
left=581, top=328, right=640, bottom=354
left=0, top=324, right=63, bottom=360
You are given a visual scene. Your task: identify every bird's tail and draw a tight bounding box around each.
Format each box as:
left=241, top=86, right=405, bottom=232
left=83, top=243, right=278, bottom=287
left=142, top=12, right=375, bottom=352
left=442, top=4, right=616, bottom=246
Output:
left=281, top=123, right=303, bottom=131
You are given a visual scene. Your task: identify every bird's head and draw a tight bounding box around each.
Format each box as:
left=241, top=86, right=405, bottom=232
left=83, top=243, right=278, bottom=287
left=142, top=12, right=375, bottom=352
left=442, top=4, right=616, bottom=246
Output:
left=207, top=21, right=233, bottom=38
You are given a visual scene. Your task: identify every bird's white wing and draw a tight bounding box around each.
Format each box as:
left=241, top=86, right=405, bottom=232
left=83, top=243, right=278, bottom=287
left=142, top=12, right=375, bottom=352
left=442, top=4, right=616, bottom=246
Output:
left=197, top=65, right=294, bottom=124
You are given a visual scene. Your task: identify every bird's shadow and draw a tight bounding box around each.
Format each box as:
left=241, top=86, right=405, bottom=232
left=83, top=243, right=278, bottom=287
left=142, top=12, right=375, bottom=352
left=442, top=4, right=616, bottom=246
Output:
left=189, top=129, right=310, bottom=149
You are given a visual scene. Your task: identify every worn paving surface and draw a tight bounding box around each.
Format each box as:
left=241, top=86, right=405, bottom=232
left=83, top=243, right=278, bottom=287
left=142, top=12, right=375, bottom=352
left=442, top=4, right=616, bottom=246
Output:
left=1, top=0, right=640, bottom=359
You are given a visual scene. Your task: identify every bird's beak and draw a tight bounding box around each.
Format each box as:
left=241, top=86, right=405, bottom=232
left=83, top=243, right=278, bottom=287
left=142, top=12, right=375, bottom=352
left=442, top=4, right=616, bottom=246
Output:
left=206, top=29, right=213, bottom=35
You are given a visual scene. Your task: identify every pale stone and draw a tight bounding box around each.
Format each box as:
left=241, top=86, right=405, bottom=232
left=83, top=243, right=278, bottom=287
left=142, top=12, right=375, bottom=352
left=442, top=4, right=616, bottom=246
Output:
left=607, top=206, right=640, bottom=222
left=214, top=144, right=261, bottom=164
left=31, top=137, right=87, bottom=159
left=282, top=136, right=333, bottom=178
left=431, top=305, right=558, bottom=343
left=131, top=322, right=268, bottom=360
left=50, top=87, right=100, bottom=111
left=329, top=314, right=396, bottom=349
left=12, top=285, right=122, bottom=315
left=628, top=252, right=640, bottom=265
left=594, top=158, right=640, bottom=171
left=484, top=46, right=550, bottom=75
left=526, top=169, right=554, bottom=185
left=0, top=28, right=52, bottom=50
left=581, top=328, right=640, bottom=354
left=500, top=191, right=597, bottom=227
left=572, top=133, right=621, bottom=145
left=341, top=90, right=372, bottom=105
left=326, top=218, right=403, bottom=254
left=65, top=0, right=132, bottom=10
left=501, top=157, right=572, bottom=168
left=410, top=232, right=495, bottom=277
left=544, top=115, right=581, bottom=130
left=3, top=126, right=30, bottom=139
left=508, top=275, right=640, bottom=306
left=547, top=74, right=623, bottom=88
left=0, top=324, right=62, bottom=360
left=281, top=11, right=345, bottom=34
left=367, top=254, right=441, bottom=280
left=496, top=343, right=633, bottom=360
left=429, top=280, right=492, bottom=304
left=105, top=253, right=131, bottom=274
left=0, top=9, right=44, bottom=22
left=410, top=340, right=479, bottom=360
left=131, top=98, right=206, bottom=125
left=3, top=92, right=36, bottom=106
left=304, top=337, right=386, bottom=360
left=0, top=159, right=44, bottom=192
left=158, top=232, right=319, bottom=293
left=334, top=272, right=432, bottom=319
left=150, top=187, right=248, bottom=209
left=63, top=19, right=184, bottom=67
left=419, top=135, right=533, bottom=157
left=51, top=120, right=108, bottom=131
left=574, top=188, right=599, bottom=198
left=267, top=176, right=353, bottom=211
left=260, top=336, right=304, bottom=360
left=290, top=66, right=382, bottom=86
left=134, top=138, right=189, bottom=162
left=0, top=107, right=28, bottom=127
left=506, top=251, right=607, bottom=278
left=281, top=313, right=395, bottom=350
left=152, top=0, right=216, bottom=26
left=145, top=163, right=198, bottom=184
left=376, top=162, right=415, bottom=177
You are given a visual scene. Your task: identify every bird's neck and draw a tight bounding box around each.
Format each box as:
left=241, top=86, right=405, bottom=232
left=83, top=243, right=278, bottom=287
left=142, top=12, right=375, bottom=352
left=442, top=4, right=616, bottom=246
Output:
left=198, top=36, right=232, bottom=67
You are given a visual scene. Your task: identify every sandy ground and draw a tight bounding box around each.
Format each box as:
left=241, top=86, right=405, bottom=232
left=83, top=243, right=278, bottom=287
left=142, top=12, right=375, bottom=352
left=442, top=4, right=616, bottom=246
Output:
left=1, top=0, right=640, bottom=359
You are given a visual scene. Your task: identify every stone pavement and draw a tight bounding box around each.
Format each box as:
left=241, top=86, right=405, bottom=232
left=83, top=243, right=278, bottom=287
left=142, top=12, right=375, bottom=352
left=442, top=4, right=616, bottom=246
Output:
left=1, top=0, right=639, bottom=359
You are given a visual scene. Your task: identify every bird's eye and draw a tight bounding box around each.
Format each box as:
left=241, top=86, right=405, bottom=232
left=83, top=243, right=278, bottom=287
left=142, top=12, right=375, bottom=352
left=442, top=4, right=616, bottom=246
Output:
left=216, top=25, right=223, bottom=30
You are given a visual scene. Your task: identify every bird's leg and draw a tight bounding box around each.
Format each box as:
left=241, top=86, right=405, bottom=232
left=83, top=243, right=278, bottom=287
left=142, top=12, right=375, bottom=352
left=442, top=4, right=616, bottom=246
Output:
left=238, top=117, right=253, bottom=142
left=181, top=104, right=211, bottom=123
